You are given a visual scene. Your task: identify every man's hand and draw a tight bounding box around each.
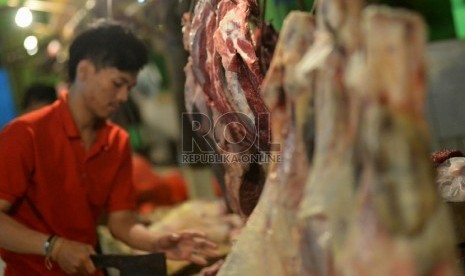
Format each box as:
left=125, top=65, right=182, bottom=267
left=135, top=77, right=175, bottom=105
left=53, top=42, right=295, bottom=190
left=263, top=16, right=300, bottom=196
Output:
left=51, top=237, right=96, bottom=275
left=198, top=259, right=224, bottom=276
left=155, top=230, right=219, bottom=265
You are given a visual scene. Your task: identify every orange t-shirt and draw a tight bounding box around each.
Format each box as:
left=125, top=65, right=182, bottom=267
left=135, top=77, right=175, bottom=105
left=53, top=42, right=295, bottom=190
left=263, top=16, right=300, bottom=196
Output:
left=0, top=95, right=136, bottom=275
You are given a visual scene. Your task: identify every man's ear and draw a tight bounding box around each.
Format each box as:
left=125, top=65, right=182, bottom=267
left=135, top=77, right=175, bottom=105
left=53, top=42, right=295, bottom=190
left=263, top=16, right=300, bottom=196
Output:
left=76, top=60, right=95, bottom=81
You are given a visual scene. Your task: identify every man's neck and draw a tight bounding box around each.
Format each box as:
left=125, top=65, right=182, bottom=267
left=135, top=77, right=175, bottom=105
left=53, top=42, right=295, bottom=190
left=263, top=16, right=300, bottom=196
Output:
left=67, top=86, right=103, bottom=150
left=67, top=86, right=98, bottom=132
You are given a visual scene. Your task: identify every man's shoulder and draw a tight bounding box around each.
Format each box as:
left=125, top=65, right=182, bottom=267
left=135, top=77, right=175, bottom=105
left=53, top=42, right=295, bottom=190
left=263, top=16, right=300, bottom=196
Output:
left=106, top=121, right=130, bottom=143
left=16, top=104, right=57, bottom=125
left=106, top=121, right=128, bottom=135
left=2, top=104, right=56, bottom=134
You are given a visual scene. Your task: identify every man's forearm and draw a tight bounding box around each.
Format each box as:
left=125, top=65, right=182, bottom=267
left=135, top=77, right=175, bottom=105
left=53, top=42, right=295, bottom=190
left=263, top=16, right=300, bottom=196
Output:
left=0, top=211, right=49, bottom=256
left=107, top=210, right=159, bottom=252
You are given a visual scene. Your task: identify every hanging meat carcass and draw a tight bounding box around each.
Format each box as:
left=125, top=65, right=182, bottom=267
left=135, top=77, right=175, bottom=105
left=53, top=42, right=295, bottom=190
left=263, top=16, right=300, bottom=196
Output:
left=182, top=0, right=277, bottom=217
left=332, top=7, right=459, bottom=275
left=218, top=12, right=316, bottom=276
left=295, top=0, right=364, bottom=273
left=297, top=2, right=459, bottom=275
left=184, top=0, right=460, bottom=274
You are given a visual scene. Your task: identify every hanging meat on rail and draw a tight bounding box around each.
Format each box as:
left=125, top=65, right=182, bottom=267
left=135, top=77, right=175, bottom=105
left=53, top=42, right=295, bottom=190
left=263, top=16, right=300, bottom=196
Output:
left=184, top=0, right=460, bottom=274
left=297, top=2, right=459, bottom=275
left=333, top=7, right=459, bottom=275
left=182, top=0, right=277, bottom=217
left=295, top=0, right=363, bottom=273
left=218, top=11, right=316, bottom=276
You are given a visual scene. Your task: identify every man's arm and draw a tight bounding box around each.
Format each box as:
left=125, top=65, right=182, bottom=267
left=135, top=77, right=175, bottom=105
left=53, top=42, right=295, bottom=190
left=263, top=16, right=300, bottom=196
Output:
left=0, top=199, right=97, bottom=274
left=108, top=210, right=219, bottom=265
left=0, top=199, right=49, bottom=256
left=107, top=210, right=158, bottom=252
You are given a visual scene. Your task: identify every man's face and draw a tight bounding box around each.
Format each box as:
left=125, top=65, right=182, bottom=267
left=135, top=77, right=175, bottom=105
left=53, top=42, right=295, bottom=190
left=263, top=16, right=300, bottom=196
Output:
left=83, top=65, right=138, bottom=119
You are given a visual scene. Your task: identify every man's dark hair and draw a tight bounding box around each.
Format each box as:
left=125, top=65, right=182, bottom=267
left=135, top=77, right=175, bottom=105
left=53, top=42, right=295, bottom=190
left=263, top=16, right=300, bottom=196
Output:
left=68, top=20, right=148, bottom=82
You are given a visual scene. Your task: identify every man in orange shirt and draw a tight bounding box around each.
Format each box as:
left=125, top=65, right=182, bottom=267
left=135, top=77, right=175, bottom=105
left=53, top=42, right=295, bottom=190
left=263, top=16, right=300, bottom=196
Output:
left=0, top=20, right=217, bottom=275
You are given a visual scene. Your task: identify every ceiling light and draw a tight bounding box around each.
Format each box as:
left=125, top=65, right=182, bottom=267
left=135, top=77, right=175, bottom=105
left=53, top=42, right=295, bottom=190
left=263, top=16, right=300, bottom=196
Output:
left=47, top=39, right=61, bottom=57
left=27, top=47, right=38, bottom=56
left=15, top=7, right=33, bottom=28
left=24, top=35, right=38, bottom=51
